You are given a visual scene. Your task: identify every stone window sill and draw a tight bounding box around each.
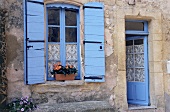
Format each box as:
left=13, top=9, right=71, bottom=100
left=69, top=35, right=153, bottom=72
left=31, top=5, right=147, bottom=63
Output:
left=38, top=80, right=85, bottom=87
left=128, top=105, right=156, bottom=110
left=32, top=80, right=85, bottom=93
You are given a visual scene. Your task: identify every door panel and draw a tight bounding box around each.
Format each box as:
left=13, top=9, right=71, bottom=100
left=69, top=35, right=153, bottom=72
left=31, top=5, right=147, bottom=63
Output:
left=136, top=84, right=146, bottom=101
left=127, top=84, right=134, bottom=100
left=126, top=36, right=149, bottom=105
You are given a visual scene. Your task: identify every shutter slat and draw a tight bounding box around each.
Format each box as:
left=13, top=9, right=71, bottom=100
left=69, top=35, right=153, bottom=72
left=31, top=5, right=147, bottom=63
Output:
left=85, top=58, right=104, bottom=66
left=27, top=16, right=44, bottom=23
left=85, top=25, right=104, bottom=35
left=27, top=32, right=44, bottom=40
left=85, top=35, right=104, bottom=42
left=85, top=43, right=104, bottom=51
left=85, top=9, right=103, bottom=16
left=84, top=2, right=105, bottom=82
left=27, top=23, right=44, bottom=33
left=85, top=66, right=105, bottom=75
left=85, top=51, right=104, bottom=58
left=28, top=57, right=44, bottom=68
left=24, top=1, right=45, bottom=84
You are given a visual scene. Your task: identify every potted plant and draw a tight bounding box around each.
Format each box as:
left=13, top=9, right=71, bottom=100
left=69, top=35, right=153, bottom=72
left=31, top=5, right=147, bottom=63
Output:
left=51, top=62, right=78, bottom=81
left=5, top=97, right=37, bottom=112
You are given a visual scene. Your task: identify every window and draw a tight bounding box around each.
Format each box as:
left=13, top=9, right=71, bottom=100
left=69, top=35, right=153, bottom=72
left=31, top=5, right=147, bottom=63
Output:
left=24, top=1, right=105, bottom=84
left=125, top=20, right=148, bottom=35
left=46, top=4, right=80, bottom=80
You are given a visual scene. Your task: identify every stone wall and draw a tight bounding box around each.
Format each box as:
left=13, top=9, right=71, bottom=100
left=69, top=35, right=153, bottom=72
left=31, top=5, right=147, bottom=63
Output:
left=3, top=0, right=31, bottom=100
left=2, top=0, right=170, bottom=111
left=0, top=7, right=7, bottom=108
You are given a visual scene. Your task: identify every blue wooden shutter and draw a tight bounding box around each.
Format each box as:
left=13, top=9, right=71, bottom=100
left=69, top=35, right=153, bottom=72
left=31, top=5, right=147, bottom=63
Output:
left=84, top=2, right=105, bottom=82
left=24, top=0, right=45, bottom=84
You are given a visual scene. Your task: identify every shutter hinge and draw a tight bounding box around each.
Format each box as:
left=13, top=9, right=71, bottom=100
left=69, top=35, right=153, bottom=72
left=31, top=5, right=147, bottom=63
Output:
left=28, top=40, right=45, bottom=43
left=83, top=6, right=102, bottom=9
left=27, top=0, right=44, bottom=5
left=84, top=76, right=103, bottom=80
left=83, top=41, right=102, bottom=44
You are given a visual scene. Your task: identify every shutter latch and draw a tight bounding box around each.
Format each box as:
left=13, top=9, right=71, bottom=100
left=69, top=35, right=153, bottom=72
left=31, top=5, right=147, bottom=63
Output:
left=84, top=76, right=103, bottom=80
left=27, top=45, right=33, bottom=49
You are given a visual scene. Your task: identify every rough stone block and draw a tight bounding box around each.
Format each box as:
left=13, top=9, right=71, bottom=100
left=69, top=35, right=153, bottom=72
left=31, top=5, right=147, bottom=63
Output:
left=154, top=61, right=163, bottom=73
left=155, top=73, right=164, bottom=96
left=153, top=41, right=162, bottom=61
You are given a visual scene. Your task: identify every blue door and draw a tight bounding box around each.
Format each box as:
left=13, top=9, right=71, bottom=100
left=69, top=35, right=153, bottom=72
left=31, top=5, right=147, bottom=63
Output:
left=126, top=36, right=149, bottom=105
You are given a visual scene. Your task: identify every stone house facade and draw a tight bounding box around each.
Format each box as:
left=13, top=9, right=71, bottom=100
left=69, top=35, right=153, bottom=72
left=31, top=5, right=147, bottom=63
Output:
left=1, top=0, right=170, bottom=111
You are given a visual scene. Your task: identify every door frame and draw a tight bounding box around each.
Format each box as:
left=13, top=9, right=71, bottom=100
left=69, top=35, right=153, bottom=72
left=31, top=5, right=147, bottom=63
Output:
left=125, top=20, right=150, bottom=106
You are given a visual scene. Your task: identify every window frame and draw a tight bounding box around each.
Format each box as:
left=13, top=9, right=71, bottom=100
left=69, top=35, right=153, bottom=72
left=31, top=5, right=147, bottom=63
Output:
left=125, top=20, right=149, bottom=35
left=46, top=4, right=81, bottom=81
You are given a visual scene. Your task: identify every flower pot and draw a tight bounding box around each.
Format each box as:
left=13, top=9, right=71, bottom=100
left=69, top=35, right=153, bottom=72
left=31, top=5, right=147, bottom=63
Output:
left=55, top=74, right=75, bottom=80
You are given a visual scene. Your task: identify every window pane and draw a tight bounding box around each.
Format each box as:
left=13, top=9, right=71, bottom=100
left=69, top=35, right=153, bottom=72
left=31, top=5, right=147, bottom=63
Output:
left=125, top=22, right=144, bottom=31
left=134, top=39, right=144, bottom=53
left=66, top=44, right=77, bottom=60
left=126, top=68, right=134, bottom=82
left=65, top=9, right=77, bottom=26
left=48, top=27, right=60, bottom=42
left=48, top=44, right=60, bottom=60
left=48, top=8, right=60, bottom=25
left=134, top=39, right=143, bottom=45
left=126, top=40, right=133, bottom=46
left=135, top=68, right=145, bottom=82
left=65, top=28, right=77, bottom=42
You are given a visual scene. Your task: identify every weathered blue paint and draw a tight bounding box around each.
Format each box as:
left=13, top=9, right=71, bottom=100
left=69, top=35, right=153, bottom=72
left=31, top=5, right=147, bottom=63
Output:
left=84, top=2, right=105, bottom=82
left=24, top=0, right=45, bottom=84
left=126, top=20, right=149, bottom=105
left=76, top=8, right=81, bottom=80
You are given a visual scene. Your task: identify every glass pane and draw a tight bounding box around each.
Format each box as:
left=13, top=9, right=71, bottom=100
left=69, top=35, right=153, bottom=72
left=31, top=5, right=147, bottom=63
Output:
left=66, top=44, right=77, bottom=60
left=48, top=44, right=60, bottom=60
left=48, top=8, right=60, bottom=25
left=126, top=54, right=134, bottom=67
left=65, top=28, right=77, bottom=42
left=65, top=9, right=77, bottom=26
left=135, top=68, right=145, bottom=82
left=134, top=45, right=144, bottom=53
left=135, top=54, right=144, bottom=67
left=126, top=40, right=133, bottom=46
left=125, top=22, right=144, bottom=31
left=126, top=68, right=134, bottom=82
left=126, top=45, right=133, bottom=54
left=48, top=27, right=60, bottom=42
left=134, top=39, right=143, bottom=45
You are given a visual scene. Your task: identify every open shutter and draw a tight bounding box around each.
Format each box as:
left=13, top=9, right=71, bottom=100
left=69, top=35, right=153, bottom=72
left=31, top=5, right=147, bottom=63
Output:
left=84, top=2, right=105, bottom=82
left=24, top=0, right=45, bottom=84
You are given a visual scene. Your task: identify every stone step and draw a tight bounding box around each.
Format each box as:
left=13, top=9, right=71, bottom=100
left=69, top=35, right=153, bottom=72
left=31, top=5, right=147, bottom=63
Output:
left=35, top=101, right=115, bottom=112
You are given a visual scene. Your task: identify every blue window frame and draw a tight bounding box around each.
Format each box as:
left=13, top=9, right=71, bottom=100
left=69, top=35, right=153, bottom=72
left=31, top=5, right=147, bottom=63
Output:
left=125, top=20, right=149, bottom=35
left=46, top=4, right=81, bottom=80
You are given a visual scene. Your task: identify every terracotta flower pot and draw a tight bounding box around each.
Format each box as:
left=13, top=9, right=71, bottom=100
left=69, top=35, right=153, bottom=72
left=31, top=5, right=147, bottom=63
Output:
left=55, top=74, right=75, bottom=81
